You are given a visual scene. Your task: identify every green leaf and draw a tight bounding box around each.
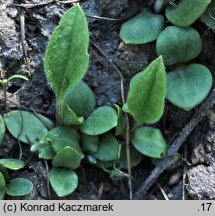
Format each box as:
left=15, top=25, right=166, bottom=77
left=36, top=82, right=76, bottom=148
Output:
left=63, top=81, right=95, bottom=117
left=200, top=1, right=215, bottom=30
left=0, top=172, right=6, bottom=200
left=38, top=145, right=56, bottom=160
left=44, top=127, right=80, bottom=153
left=132, top=127, right=167, bottom=158
left=80, top=106, right=118, bottom=135
left=127, top=56, right=166, bottom=124
left=44, top=4, right=89, bottom=101
left=166, top=0, right=211, bottom=27
left=81, top=134, right=99, bottom=153
left=166, top=64, right=212, bottom=110
left=6, top=178, right=33, bottom=196
left=93, top=133, right=120, bottom=161
left=0, top=115, right=5, bottom=145
left=52, top=146, right=84, bottom=169
left=49, top=168, right=78, bottom=197
left=62, top=103, right=84, bottom=126
left=118, top=145, right=143, bottom=169
left=120, top=8, right=164, bottom=44
left=0, top=165, right=8, bottom=181
left=3, top=111, right=53, bottom=144
left=114, top=105, right=126, bottom=136
left=156, top=26, right=202, bottom=65
left=0, top=159, right=24, bottom=170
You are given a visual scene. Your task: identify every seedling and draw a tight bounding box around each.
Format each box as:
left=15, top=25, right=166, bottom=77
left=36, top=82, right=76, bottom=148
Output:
left=0, top=70, right=28, bottom=111
left=2, top=4, right=168, bottom=198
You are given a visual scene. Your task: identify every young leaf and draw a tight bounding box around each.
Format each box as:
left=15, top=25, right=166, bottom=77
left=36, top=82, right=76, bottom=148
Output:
left=131, top=127, right=167, bottom=158
left=80, top=106, right=118, bottom=135
left=114, top=105, right=126, bottom=136
left=156, top=26, right=202, bottom=65
left=166, top=0, right=211, bottom=27
left=0, top=159, right=25, bottom=170
left=0, top=172, right=6, bottom=200
left=120, top=8, right=164, bottom=44
left=3, top=111, right=53, bottom=144
left=63, top=81, right=95, bottom=117
left=93, top=133, right=120, bottom=161
left=44, top=4, right=89, bottom=101
left=200, top=1, right=215, bottom=30
left=127, top=56, right=166, bottom=124
left=0, top=115, right=5, bottom=145
left=62, top=103, right=84, bottom=126
left=49, top=168, right=78, bottom=197
left=44, top=127, right=80, bottom=153
left=166, top=64, right=212, bottom=110
left=6, top=178, right=33, bottom=196
left=81, top=134, right=99, bottom=153
left=38, top=144, right=56, bottom=160
left=52, top=146, right=84, bottom=169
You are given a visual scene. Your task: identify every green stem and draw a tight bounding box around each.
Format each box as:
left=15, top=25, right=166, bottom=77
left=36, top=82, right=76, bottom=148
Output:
left=56, top=100, right=63, bottom=125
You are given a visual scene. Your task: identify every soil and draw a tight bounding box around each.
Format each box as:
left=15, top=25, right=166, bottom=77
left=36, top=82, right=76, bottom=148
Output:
left=0, top=0, right=215, bottom=200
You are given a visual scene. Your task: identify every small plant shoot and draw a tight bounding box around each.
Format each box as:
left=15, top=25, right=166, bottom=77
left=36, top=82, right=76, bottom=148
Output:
left=45, top=4, right=89, bottom=123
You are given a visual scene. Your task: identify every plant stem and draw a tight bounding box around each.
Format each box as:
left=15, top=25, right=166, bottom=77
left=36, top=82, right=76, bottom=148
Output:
left=56, top=100, right=63, bottom=125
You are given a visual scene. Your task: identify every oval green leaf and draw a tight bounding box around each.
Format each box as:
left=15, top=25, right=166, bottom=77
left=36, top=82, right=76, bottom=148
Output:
left=3, top=110, right=53, bottom=144
left=0, top=115, right=5, bottom=145
left=156, top=26, right=202, bottom=65
left=81, top=134, right=99, bottom=153
left=6, top=178, right=33, bottom=196
left=127, top=56, right=166, bottom=124
left=80, top=106, right=118, bottom=135
left=132, top=127, right=167, bottom=158
left=52, top=146, right=84, bottom=170
left=166, top=64, right=213, bottom=110
left=0, top=172, right=6, bottom=200
left=63, top=81, right=95, bottom=117
left=44, top=127, right=80, bottom=153
left=45, top=4, right=89, bottom=101
left=166, top=0, right=211, bottom=27
left=49, top=168, right=78, bottom=197
left=93, top=133, right=120, bottom=161
left=0, top=159, right=25, bottom=170
left=200, top=1, right=215, bottom=30
left=120, top=8, right=164, bottom=44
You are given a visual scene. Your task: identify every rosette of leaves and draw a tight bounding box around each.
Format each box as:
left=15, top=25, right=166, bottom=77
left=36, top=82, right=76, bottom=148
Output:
left=0, top=159, right=33, bottom=199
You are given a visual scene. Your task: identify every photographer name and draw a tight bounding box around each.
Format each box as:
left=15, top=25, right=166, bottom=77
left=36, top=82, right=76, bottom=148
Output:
left=19, top=202, right=114, bottom=212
